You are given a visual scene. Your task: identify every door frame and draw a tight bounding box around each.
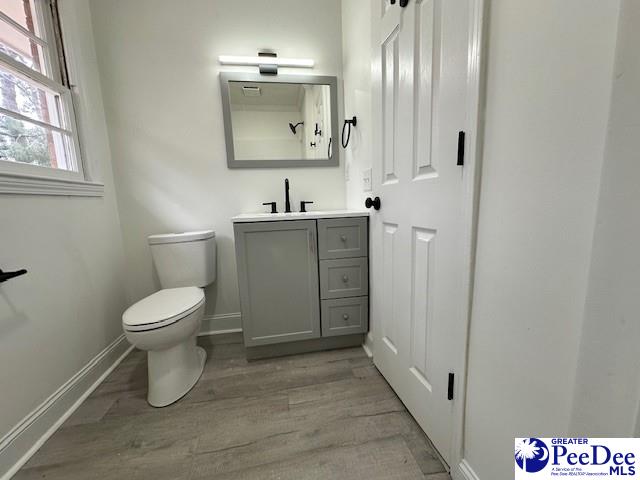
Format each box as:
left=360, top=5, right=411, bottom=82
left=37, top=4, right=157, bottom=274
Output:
left=368, top=0, right=487, bottom=476
left=450, top=0, right=487, bottom=477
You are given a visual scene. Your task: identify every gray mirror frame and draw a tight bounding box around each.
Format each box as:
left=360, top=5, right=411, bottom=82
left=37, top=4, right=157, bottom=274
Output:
left=220, top=72, right=339, bottom=168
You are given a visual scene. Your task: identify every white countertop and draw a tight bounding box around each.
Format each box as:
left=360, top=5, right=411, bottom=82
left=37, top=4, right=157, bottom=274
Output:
left=232, top=209, right=370, bottom=223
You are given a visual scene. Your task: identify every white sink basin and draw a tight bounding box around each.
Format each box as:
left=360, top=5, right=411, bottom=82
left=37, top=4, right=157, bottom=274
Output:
left=232, top=209, right=369, bottom=223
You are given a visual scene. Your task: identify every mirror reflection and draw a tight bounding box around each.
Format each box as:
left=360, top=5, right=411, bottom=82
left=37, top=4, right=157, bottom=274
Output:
left=229, top=82, right=333, bottom=161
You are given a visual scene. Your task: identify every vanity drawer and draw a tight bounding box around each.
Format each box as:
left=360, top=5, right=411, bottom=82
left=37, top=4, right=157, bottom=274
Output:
left=321, top=296, right=369, bottom=336
left=320, top=257, right=368, bottom=299
left=317, top=217, right=368, bottom=259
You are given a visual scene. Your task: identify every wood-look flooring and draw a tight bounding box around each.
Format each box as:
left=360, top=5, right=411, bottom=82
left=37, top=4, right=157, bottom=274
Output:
left=15, top=333, right=449, bottom=479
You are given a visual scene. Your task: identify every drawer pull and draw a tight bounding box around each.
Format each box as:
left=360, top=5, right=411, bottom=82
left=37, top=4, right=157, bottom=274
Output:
left=340, top=235, right=347, bottom=242
left=343, top=313, right=350, bottom=321
left=342, top=275, right=349, bottom=283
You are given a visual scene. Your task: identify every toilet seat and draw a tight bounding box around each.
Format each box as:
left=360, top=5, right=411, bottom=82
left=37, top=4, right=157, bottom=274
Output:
left=123, top=287, right=205, bottom=332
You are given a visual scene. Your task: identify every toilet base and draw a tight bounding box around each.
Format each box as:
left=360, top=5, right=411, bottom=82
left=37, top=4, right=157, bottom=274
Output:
left=146, top=337, right=207, bottom=407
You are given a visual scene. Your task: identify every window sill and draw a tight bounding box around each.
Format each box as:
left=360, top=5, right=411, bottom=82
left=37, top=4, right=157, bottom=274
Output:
left=0, top=172, right=104, bottom=197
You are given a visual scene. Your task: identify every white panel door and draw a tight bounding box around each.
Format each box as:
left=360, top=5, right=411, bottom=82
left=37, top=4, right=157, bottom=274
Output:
left=370, top=0, right=472, bottom=466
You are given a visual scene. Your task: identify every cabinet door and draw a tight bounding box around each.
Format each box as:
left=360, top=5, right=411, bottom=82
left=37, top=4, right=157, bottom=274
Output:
left=234, top=220, right=320, bottom=347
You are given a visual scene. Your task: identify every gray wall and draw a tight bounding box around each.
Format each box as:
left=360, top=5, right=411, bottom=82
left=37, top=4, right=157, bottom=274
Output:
left=0, top=0, right=127, bottom=443
left=89, top=0, right=346, bottom=327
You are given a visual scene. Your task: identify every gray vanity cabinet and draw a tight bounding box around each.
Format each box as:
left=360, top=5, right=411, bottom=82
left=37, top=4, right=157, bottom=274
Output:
left=234, top=215, right=369, bottom=354
left=234, top=220, right=320, bottom=347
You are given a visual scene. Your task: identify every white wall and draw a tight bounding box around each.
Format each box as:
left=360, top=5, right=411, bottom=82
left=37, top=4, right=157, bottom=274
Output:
left=89, top=0, right=345, bottom=324
left=341, top=0, right=372, bottom=210
left=0, top=0, right=127, bottom=462
left=569, top=0, right=640, bottom=437
left=462, top=1, right=620, bottom=478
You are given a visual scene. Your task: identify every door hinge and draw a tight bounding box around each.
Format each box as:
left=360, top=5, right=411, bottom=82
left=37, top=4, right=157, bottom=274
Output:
left=447, top=373, right=455, bottom=400
left=457, top=131, right=465, bottom=166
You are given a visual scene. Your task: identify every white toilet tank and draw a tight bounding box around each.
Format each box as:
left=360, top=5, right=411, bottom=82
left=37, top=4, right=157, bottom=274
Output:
left=148, top=230, right=216, bottom=288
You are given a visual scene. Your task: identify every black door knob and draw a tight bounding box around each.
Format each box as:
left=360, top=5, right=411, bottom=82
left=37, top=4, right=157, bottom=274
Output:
left=365, top=197, right=381, bottom=210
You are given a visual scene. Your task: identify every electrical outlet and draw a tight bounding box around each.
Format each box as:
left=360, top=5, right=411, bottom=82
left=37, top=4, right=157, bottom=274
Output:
left=362, top=168, right=372, bottom=192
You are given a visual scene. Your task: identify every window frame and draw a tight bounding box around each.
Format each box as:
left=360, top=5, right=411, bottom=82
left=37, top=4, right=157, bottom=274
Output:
left=0, top=0, right=102, bottom=196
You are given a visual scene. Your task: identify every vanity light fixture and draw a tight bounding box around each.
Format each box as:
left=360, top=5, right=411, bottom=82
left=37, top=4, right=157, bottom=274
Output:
left=218, top=55, right=315, bottom=69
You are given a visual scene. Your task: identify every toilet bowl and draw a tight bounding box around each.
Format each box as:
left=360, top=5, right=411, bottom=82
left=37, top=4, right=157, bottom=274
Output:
left=121, top=230, right=216, bottom=407
left=123, top=287, right=207, bottom=407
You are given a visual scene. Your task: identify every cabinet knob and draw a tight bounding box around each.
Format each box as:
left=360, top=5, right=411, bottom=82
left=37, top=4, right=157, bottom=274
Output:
left=343, top=313, right=350, bottom=321
left=342, top=275, right=349, bottom=283
left=340, top=235, right=347, bottom=242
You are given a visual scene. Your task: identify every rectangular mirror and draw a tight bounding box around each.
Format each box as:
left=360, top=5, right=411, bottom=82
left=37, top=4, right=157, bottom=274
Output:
left=220, top=73, right=339, bottom=168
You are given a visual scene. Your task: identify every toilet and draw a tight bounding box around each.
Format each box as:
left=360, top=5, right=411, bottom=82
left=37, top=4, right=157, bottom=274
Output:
left=122, top=230, right=216, bottom=407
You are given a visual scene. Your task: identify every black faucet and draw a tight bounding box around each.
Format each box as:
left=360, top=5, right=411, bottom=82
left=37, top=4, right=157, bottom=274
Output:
left=284, top=178, right=291, bottom=213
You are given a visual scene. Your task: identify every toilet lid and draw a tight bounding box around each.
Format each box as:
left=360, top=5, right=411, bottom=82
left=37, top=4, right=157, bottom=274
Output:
left=122, top=287, right=205, bottom=332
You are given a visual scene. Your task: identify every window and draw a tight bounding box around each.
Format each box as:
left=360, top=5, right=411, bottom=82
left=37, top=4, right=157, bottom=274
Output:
left=0, top=0, right=85, bottom=185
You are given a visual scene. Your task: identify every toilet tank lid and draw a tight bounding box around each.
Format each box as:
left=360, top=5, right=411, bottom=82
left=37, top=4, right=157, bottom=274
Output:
left=148, top=230, right=215, bottom=245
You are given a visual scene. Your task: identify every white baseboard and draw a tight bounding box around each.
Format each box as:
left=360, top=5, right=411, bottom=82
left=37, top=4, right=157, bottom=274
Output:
left=362, top=332, right=374, bottom=357
left=198, top=312, right=242, bottom=336
left=0, top=335, right=133, bottom=480
left=454, top=459, right=480, bottom=480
